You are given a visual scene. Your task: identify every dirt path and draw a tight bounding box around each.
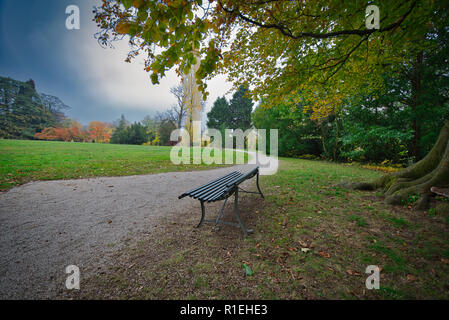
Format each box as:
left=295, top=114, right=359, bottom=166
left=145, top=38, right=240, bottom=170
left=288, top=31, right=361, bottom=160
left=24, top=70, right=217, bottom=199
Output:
left=0, top=162, right=262, bottom=299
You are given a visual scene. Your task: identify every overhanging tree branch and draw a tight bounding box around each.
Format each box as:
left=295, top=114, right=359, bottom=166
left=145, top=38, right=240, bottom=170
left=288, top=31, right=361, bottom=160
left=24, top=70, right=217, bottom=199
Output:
left=218, top=1, right=417, bottom=40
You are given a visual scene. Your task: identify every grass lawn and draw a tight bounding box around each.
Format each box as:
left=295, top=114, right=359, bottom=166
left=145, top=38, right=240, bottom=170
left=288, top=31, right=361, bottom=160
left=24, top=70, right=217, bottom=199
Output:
left=67, top=157, right=449, bottom=300
left=0, top=139, right=247, bottom=191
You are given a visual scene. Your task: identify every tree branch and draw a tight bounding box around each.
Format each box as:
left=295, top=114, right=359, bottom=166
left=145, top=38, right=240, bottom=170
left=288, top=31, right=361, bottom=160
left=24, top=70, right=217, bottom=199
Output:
left=218, top=1, right=417, bottom=40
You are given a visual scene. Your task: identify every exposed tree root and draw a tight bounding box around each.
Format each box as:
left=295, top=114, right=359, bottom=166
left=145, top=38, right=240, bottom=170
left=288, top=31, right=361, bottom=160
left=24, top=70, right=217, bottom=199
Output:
left=342, top=121, right=449, bottom=210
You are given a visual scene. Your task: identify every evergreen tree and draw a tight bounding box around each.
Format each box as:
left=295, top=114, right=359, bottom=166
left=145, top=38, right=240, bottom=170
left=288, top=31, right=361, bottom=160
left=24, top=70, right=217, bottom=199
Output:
left=206, top=97, right=231, bottom=130
left=0, top=77, right=56, bottom=139
left=228, top=85, right=254, bottom=131
left=110, top=114, right=130, bottom=144
left=207, top=86, right=254, bottom=132
left=110, top=116, right=149, bottom=145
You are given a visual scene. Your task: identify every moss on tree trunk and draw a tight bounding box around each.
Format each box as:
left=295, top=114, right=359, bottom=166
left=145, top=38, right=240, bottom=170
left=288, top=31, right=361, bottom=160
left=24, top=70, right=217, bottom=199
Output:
left=343, top=120, right=449, bottom=210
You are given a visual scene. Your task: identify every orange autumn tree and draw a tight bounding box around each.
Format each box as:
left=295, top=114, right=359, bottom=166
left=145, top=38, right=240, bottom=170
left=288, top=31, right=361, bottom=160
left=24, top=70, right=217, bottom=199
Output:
left=88, top=121, right=113, bottom=143
left=34, top=127, right=61, bottom=141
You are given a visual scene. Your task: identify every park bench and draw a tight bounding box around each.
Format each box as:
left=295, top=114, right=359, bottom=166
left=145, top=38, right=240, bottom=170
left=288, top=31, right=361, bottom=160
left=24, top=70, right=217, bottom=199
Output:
left=178, top=166, right=264, bottom=237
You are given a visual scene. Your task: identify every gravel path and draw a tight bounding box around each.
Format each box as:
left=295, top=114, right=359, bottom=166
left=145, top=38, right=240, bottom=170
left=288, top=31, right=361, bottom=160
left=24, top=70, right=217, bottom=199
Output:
left=0, top=162, right=261, bottom=299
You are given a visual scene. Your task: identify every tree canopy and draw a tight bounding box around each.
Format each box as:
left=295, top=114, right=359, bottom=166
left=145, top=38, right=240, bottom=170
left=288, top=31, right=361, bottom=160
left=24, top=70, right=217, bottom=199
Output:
left=94, top=0, right=448, bottom=119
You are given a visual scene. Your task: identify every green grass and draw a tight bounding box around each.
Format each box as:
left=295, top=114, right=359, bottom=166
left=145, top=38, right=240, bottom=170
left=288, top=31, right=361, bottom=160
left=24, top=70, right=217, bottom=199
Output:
left=0, top=139, right=247, bottom=190
left=348, top=214, right=369, bottom=227
left=67, top=157, right=449, bottom=300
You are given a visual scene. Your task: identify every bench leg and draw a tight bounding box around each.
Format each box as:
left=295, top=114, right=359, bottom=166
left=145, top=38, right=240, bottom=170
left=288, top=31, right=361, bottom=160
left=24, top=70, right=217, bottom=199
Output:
left=196, top=200, right=206, bottom=228
left=215, top=197, right=228, bottom=225
left=256, top=173, right=265, bottom=199
left=234, top=189, right=253, bottom=237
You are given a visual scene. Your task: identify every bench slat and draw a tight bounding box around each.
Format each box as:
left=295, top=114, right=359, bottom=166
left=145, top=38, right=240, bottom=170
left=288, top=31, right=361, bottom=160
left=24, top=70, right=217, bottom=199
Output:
left=178, top=172, right=239, bottom=199
left=193, top=172, right=242, bottom=200
left=202, top=173, right=248, bottom=202
left=201, top=168, right=260, bottom=203
left=190, top=172, right=242, bottom=199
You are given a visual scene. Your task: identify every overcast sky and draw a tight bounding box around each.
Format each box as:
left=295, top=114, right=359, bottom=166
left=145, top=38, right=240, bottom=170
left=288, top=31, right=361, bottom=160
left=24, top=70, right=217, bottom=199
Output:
left=0, top=0, right=234, bottom=125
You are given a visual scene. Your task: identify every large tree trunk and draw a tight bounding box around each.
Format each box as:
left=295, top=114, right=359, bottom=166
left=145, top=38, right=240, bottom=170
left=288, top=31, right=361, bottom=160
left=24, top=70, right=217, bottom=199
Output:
left=342, top=120, right=449, bottom=210
left=410, top=51, right=424, bottom=160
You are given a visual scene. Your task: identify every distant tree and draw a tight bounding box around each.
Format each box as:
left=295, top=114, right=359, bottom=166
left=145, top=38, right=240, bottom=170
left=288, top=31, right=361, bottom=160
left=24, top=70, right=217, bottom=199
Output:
left=141, top=115, right=159, bottom=143
left=229, top=85, right=253, bottom=131
left=126, top=122, right=149, bottom=145
left=207, top=85, right=253, bottom=132
left=207, top=97, right=231, bottom=130
left=253, top=102, right=322, bottom=158
left=112, top=114, right=130, bottom=130
left=110, top=116, right=148, bottom=145
left=0, top=77, right=56, bottom=139
left=38, top=93, right=70, bottom=125
left=158, top=119, right=177, bottom=146
left=34, top=126, right=84, bottom=142
left=61, top=118, right=81, bottom=129
left=169, top=84, right=188, bottom=129
left=110, top=115, right=130, bottom=144
left=88, top=121, right=112, bottom=143
left=34, top=128, right=60, bottom=141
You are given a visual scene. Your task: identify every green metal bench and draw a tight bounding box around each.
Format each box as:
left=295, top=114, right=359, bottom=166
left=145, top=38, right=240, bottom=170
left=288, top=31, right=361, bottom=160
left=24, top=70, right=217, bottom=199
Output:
left=178, top=167, right=264, bottom=237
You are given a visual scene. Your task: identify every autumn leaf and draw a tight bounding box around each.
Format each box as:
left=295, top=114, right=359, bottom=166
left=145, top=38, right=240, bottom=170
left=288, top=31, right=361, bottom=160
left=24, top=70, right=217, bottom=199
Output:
left=116, top=21, right=131, bottom=34
left=346, top=270, right=361, bottom=276
left=407, top=274, right=418, bottom=281
left=318, top=251, right=330, bottom=258
left=298, top=239, right=308, bottom=248
left=132, top=0, right=145, bottom=8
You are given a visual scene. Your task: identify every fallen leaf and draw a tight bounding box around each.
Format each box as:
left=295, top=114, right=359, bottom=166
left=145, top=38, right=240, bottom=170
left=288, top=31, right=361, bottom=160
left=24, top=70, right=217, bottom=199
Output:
left=407, top=274, right=417, bottom=281
left=319, top=251, right=330, bottom=258
left=346, top=270, right=361, bottom=276
left=301, top=248, right=311, bottom=253
left=299, top=240, right=308, bottom=248
left=441, top=258, right=449, bottom=264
